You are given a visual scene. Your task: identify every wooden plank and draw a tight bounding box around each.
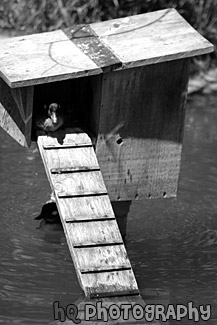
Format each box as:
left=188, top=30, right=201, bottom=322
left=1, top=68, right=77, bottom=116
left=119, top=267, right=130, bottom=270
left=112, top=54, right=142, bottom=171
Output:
left=94, top=58, right=189, bottom=200
left=91, top=8, right=214, bottom=68
left=40, top=146, right=98, bottom=170
left=57, top=196, right=116, bottom=222
left=74, top=245, right=131, bottom=272
left=64, top=25, right=122, bottom=72
left=0, top=77, right=33, bottom=147
left=37, top=129, right=139, bottom=298
left=81, top=269, right=139, bottom=298
left=37, top=130, right=98, bottom=172
left=0, top=10, right=213, bottom=88
left=0, top=30, right=101, bottom=88
left=38, top=127, right=92, bottom=145
left=52, top=171, right=107, bottom=197
left=67, top=220, right=122, bottom=247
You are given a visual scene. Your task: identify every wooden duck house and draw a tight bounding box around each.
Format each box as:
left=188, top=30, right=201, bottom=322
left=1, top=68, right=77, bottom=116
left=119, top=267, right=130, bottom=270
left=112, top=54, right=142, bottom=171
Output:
left=0, top=9, right=213, bottom=301
left=0, top=8, right=213, bottom=201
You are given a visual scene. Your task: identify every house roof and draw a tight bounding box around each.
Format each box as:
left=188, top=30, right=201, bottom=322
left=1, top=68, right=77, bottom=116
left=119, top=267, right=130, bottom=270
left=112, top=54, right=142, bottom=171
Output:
left=0, top=9, right=214, bottom=88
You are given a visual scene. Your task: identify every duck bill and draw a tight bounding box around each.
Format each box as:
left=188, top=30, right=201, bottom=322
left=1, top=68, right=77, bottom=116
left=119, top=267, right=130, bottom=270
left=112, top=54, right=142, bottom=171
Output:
left=51, top=112, right=57, bottom=124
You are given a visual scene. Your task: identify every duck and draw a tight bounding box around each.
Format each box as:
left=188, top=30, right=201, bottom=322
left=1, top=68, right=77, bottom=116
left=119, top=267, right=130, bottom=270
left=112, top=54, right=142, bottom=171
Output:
left=35, top=202, right=62, bottom=230
left=35, top=103, right=64, bottom=132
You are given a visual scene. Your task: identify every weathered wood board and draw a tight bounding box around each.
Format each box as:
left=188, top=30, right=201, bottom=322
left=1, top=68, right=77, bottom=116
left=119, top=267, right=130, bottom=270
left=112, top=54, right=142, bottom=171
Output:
left=91, top=8, right=213, bottom=68
left=37, top=128, right=139, bottom=298
left=0, top=9, right=213, bottom=88
left=0, top=77, right=33, bottom=147
left=92, top=58, right=190, bottom=200
left=0, top=30, right=101, bottom=88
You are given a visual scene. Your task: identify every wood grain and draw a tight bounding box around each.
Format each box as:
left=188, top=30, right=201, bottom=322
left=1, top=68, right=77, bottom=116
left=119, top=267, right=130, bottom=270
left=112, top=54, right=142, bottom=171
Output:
left=0, top=9, right=213, bottom=88
left=37, top=128, right=139, bottom=298
left=64, top=25, right=122, bottom=73
left=42, top=147, right=98, bottom=170
left=67, top=220, right=123, bottom=247
left=0, top=30, right=101, bottom=88
left=39, top=126, right=92, bottom=146
left=94, top=59, right=190, bottom=200
left=52, top=171, right=108, bottom=197
left=59, top=196, right=115, bottom=221
left=82, top=269, right=138, bottom=298
left=74, top=245, right=131, bottom=272
left=91, top=8, right=214, bottom=68
left=0, top=77, right=33, bottom=146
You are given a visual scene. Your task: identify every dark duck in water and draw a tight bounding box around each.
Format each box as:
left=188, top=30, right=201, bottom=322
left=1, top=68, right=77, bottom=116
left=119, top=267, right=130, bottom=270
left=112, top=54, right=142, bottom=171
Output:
left=35, top=202, right=62, bottom=230
left=35, top=103, right=64, bottom=132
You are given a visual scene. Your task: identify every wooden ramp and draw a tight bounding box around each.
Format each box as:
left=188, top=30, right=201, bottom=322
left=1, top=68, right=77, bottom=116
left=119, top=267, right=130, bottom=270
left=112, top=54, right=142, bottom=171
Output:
left=37, top=128, right=139, bottom=299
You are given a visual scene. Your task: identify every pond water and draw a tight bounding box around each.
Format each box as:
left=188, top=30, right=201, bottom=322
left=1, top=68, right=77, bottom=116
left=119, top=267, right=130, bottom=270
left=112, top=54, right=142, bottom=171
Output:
left=0, top=93, right=217, bottom=324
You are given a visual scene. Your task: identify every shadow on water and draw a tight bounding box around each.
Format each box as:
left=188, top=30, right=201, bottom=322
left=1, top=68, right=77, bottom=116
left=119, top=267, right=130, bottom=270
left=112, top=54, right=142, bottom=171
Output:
left=0, top=93, right=217, bottom=324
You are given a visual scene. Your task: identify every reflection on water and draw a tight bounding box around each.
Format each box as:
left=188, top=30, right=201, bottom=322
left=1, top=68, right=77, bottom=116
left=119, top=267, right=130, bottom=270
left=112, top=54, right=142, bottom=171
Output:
left=1, top=93, right=217, bottom=324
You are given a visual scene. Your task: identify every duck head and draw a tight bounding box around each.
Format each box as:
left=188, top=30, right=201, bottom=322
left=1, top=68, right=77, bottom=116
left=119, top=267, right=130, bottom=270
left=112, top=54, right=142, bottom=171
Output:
left=35, top=202, right=60, bottom=224
left=46, top=103, right=61, bottom=125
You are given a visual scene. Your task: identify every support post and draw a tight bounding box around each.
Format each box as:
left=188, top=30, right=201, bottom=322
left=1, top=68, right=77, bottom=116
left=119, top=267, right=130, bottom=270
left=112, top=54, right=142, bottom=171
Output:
left=111, top=201, right=132, bottom=239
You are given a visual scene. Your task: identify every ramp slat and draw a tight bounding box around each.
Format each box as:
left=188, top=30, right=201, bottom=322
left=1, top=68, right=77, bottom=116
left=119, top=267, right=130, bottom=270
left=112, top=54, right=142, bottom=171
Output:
left=74, top=245, right=131, bottom=270
left=59, top=196, right=116, bottom=221
left=39, top=128, right=92, bottom=145
left=52, top=171, right=105, bottom=196
left=52, top=171, right=107, bottom=196
left=67, top=220, right=122, bottom=246
left=42, top=147, right=98, bottom=170
left=82, top=269, right=139, bottom=298
left=37, top=128, right=139, bottom=298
